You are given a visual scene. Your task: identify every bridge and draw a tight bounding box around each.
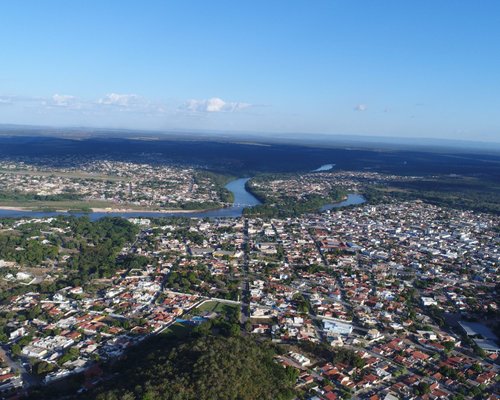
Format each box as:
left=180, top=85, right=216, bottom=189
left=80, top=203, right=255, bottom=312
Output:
left=219, top=202, right=257, bottom=208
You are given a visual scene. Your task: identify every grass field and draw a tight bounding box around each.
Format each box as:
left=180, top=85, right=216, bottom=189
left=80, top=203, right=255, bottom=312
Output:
left=196, top=300, right=239, bottom=314
left=0, top=199, right=110, bottom=210
left=162, top=322, right=191, bottom=338
left=0, top=199, right=186, bottom=212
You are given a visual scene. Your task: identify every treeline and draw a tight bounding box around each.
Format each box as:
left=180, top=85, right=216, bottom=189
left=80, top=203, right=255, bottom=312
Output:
left=194, top=170, right=234, bottom=187
left=180, top=201, right=221, bottom=210
left=244, top=179, right=267, bottom=203
left=363, top=177, right=500, bottom=215
left=0, top=190, right=83, bottom=202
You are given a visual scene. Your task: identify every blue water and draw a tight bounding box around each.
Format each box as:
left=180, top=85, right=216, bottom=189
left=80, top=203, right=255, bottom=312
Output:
left=319, top=194, right=366, bottom=212
left=0, top=177, right=262, bottom=220
left=196, top=178, right=261, bottom=218
left=175, top=316, right=207, bottom=325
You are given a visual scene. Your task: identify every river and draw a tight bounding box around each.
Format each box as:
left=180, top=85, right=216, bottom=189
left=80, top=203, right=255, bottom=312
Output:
left=319, top=194, right=366, bottom=212
left=0, top=177, right=261, bottom=220
left=0, top=176, right=365, bottom=220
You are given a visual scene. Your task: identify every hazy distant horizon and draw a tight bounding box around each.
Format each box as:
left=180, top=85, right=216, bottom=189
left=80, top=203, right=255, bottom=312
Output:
left=1, top=123, right=500, bottom=154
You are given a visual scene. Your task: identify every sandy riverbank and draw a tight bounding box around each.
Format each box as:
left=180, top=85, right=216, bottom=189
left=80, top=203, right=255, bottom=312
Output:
left=0, top=206, right=32, bottom=211
left=90, top=207, right=215, bottom=213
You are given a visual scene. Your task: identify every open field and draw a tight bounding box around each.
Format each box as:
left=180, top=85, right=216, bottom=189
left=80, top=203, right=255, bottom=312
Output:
left=0, top=200, right=124, bottom=212
left=196, top=300, right=239, bottom=314
left=161, top=322, right=191, bottom=338
left=0, top=200, right=216, bottom=213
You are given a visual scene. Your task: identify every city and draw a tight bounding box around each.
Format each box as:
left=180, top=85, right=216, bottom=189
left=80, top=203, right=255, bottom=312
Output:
left=0, top=175, right=498, bottom=398
left=1, top=1, right=500, bottom=399
left=0, top=160, right=232, bottom=212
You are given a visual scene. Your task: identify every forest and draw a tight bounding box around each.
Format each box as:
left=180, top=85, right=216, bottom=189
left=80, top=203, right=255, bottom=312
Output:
left=1, top=135, right=499, bottom=178
left=87, top=335, right=296, bottom=400
left=363, top=175, right=500, bottom=215
left=29, top=327, right=297, bottom=400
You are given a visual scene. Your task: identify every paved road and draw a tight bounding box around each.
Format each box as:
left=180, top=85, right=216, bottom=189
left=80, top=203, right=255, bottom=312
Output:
left=239, top=219, right=251, bottom=328
left=0, top=345, right=39, bottom=389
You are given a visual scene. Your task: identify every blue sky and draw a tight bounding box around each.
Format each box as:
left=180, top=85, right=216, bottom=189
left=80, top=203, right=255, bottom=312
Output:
left=1, top=1, right=499, bottom=142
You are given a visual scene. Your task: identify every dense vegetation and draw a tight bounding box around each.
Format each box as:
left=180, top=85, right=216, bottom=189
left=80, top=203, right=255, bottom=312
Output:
left=0, top=225, right=59, bottom=267
left=0, top=216, right=139, bottom=302
left=85, top=335, right=295, bottom=400
left=66, top=217, right=139, bottom=283
left=2, top=135, right=499, bottom=177
left=0, top=190, right=83, bottom=202
left=28, top=335, right=296, bottom=400
left=179, top=201, right=221, bottom=210
left=363, top=175, right=500, bottom=215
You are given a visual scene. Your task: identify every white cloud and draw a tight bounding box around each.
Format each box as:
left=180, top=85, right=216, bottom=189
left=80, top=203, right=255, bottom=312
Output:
left=40, top=94, right=82, bottom=109
left=0, top=94, right=43, bottom=105
left=354, top=104, right=367, bottom=112
left=1, top=92, right=168, bottom=115
left=183, top=97, right=251, bottom=113
left=96, top=93, right=167, bottom=114
left=97, top=93, right=141, bottom=107
left=51, top=94, right=77, bottom=107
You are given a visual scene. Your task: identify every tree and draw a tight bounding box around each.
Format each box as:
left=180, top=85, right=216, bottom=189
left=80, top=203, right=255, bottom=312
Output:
left=11, top=343, right=21, bottom=356
left=443, top=341, right=455, bottom=353
left=417, top=382, right=431, bottom=395
left=33, top=361, right=56, bottom=376
left=58, top=347, right=79, bottom=365
left=471, top=363, right=482, bottom=373
left=229, top=323, right=241, bottom=337
left=0, top=327, right=8, bottom=343
left=284, top=366, right=299, bottom=383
